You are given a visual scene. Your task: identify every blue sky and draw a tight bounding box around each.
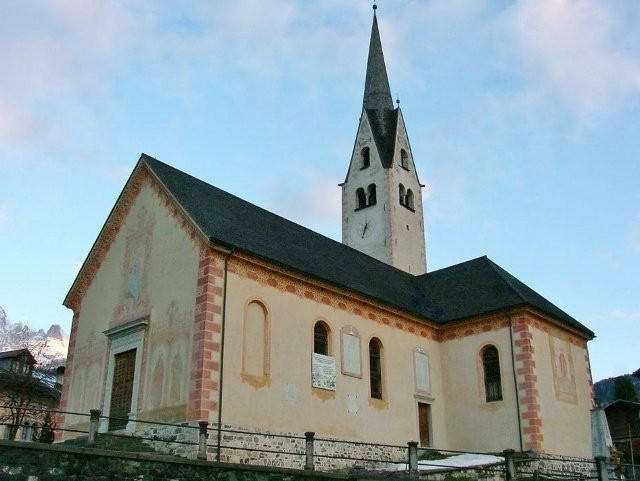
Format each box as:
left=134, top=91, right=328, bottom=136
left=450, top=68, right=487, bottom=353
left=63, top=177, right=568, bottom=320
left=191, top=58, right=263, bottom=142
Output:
left=0, top=0, right=638, bottom=381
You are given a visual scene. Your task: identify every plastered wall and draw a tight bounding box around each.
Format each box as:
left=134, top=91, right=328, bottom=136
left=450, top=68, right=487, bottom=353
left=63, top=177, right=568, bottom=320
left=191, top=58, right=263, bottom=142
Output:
left=63, top=174, right=200, bottom=431
left=218, top=258, right=447, bottom=447
left=440, top=323, right=521, bottom=453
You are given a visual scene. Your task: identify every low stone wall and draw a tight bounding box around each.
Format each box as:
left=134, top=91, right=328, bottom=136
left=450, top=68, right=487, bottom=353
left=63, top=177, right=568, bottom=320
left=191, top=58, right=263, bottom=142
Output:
left=135, top=422, right=408, bottom=471
left=0, top=439, right=350, bottom=481
left=66, top=419, right=605, bottom=479
left=137, top=421, right=200, bottom=458
left=516, top=452, right=597, bottom=479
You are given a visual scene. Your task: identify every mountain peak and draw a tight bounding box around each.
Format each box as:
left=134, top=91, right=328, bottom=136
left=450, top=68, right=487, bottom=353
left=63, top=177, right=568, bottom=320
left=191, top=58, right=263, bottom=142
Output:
left=46, top=324, right=64, bottom=341
left=0, top=305, right=68, bottom=368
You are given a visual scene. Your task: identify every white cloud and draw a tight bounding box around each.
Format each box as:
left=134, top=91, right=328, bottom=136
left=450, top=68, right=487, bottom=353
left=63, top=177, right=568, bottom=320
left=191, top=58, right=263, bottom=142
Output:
left=0, top=97, right=42, bottom=145
left=266, top=172, right=342, bottom=227
left=611, top=309, right=640, bottom=323
left=501, top=0, right=640, bottom=115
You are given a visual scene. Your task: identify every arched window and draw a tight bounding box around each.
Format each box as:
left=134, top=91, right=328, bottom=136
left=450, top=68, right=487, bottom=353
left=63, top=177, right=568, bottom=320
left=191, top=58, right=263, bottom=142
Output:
left=313, top=321, right=330, bottom=356
left=369, top=338, right=383, bottom=399
left=361, top=147, right=370, bottom=169
left=243, top=301, right=269, bottom=378
left=400, top=149, right=409, bottom=169
left=482, top=345, right=502, bottom=402
left=367, top=184, right=377, bottom=206
left=399, top=184, right=406, bottom=206
left=406, top=189, right=414, bottom=210
left=356, top=188, right=367, bottom=209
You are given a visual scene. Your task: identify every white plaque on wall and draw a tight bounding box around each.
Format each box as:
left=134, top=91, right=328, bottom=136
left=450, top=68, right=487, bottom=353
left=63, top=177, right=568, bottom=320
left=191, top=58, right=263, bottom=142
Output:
left=312, top=353, right=336, bottom=391
left=341, top=327, right=362, bottom=377
left=414, top=349, right=430, bottom=393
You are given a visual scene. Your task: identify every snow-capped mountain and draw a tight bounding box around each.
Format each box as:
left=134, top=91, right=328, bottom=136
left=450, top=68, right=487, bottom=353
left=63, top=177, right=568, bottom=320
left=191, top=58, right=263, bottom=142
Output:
left=0, top=305, right=68, bottom=368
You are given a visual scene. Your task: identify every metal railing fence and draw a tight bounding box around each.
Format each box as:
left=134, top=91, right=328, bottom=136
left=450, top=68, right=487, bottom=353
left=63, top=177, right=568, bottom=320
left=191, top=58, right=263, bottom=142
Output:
left=0, top=405, right=621, bottom=480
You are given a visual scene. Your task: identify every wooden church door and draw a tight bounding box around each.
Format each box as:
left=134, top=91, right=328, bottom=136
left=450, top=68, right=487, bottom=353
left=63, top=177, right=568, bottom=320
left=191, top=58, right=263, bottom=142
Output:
left=108, top=349, right=136, bottom=430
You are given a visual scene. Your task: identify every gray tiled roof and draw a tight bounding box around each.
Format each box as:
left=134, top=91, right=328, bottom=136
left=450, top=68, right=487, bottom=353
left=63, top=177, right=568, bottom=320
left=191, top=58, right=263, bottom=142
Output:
left=143, top=154, right=593, bottom=337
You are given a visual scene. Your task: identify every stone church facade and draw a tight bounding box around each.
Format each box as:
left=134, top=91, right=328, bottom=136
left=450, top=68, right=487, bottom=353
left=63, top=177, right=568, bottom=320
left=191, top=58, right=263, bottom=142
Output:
left=60, top=10, right=595, bottom=460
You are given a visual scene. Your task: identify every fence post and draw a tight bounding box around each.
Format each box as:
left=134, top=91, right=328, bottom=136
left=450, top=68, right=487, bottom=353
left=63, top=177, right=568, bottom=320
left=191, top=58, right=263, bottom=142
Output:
left=503, top=449, right=516, bottom=481
left=304, top=431, right=315, bottom=471
left=88, top=409, right=101, bottom=445
left=408, top=441, right=419, bottom=477
left=595, top=456, right=609, bottom=481
left=197, top=421, right=209, bottom=460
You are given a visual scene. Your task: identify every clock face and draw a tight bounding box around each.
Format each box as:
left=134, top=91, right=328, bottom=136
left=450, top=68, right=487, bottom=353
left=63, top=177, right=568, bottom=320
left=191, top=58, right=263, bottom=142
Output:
left=355, top=216, right=375, bottom=243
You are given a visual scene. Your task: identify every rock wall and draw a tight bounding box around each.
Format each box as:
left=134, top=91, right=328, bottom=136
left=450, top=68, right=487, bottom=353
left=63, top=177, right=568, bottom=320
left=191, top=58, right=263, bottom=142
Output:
left=0, top=440, right=348, bottom=481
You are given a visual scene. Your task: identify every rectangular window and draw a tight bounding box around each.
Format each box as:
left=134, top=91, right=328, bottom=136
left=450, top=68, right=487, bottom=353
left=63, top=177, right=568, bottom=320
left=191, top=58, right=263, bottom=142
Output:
left=369, top=339, right=383, bottom=400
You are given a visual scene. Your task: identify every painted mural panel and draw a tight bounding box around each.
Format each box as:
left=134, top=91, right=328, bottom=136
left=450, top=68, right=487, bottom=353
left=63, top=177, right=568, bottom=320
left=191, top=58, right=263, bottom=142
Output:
left=114, top=204, right=154, bottom=324
left=550, top=334, right=577, bottom=403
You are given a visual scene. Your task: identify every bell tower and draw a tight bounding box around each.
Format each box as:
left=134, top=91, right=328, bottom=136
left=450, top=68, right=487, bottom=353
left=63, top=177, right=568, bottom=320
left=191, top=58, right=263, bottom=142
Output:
left=341, top=6, right=427, bottom=275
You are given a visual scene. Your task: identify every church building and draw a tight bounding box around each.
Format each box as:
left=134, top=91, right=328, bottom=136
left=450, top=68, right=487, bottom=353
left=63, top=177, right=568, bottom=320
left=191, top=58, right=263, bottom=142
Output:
left=60, top=9, right=595, bottom=461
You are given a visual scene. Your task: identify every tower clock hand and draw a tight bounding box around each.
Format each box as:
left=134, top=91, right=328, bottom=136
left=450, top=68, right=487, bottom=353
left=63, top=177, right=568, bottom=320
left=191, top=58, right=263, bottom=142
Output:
left=361, top=222, right=368, bottom=238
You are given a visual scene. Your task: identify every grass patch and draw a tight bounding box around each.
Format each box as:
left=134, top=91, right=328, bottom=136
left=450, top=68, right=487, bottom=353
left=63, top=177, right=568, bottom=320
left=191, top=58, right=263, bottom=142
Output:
left=418, top=450, right=450, bottom=461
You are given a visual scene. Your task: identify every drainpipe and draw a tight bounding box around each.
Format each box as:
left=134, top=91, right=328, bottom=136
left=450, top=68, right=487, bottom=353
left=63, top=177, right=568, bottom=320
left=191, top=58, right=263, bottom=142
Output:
left=216, top=248, right=235, bottom=462
left=508, top=315, right=524, bottom=452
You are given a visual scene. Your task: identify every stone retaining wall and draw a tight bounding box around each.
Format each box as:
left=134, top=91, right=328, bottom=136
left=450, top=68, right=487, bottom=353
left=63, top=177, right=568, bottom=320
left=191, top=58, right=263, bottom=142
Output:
left=136, top=422, right=408, bottom=470
left=516, top=453, right=597, bottom=479
left=131, top=422, right=601, bottom=478
left=0, top=439, right=348, bottom=481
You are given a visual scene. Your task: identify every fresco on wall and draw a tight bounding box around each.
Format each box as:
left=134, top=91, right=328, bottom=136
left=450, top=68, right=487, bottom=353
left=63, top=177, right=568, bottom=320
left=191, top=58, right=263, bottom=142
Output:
left=143, top=299, right=191, bottom=414
left=114, top=205, right=154, bottom=323
left=550, top=334, right=577, bottom=403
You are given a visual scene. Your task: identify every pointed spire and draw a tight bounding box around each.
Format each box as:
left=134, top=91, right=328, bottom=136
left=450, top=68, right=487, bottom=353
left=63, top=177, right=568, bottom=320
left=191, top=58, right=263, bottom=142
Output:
left=363, top=8, right=394, bottom=111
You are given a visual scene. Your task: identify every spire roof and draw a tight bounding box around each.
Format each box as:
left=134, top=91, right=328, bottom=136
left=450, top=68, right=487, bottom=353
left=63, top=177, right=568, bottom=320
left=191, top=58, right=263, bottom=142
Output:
left=363, top=13, right=394, bottom=111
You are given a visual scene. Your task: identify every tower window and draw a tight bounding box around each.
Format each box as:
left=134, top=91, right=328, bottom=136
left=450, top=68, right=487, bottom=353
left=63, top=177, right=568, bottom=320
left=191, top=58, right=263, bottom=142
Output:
left=399, top=184, right=406, bottom=206
left=367, top=184, right=377, bottom=206
left=361, top=147, right=370, bottom=169
left=356, top=188, right=367, bottom=209
left=369, top=338, right=383, bottom=400
left=482, top=345, right=502, bottom=402
left=406, top=189, right=415, bottom=210
left=313, top=321, right=330, bottom=356
left=400, top=149, right=409, bottom=170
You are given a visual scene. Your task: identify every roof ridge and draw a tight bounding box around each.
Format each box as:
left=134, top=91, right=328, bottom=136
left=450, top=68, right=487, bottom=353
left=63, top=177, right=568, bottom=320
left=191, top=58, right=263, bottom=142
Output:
left=417, top=255, right=488, bottom=277
left=485, top=257, right=528, bottom=304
